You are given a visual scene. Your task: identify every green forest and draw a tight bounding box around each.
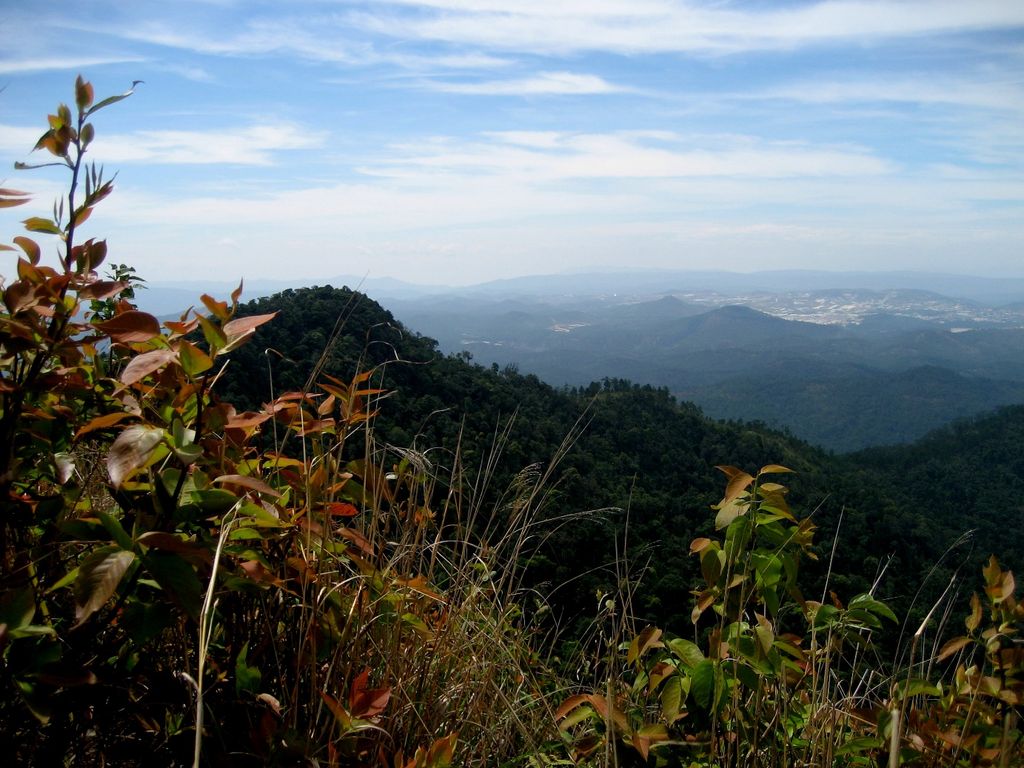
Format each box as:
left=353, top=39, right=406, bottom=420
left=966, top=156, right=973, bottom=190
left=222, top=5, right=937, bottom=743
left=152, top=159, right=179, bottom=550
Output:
left=1, top=78, right=1021, bottom=767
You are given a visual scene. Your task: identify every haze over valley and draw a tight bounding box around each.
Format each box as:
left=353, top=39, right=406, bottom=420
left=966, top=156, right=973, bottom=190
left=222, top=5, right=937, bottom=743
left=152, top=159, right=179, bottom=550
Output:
left=134, top=268, right=1024, bottom=452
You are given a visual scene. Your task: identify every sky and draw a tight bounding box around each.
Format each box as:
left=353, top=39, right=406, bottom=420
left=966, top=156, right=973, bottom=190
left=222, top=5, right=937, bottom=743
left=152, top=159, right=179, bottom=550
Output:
left=1, top=0, right=1023, bottom=286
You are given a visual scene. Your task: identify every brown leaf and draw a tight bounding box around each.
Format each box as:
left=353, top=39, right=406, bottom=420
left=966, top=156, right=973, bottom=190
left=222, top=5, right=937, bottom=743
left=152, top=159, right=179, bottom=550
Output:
left=120, top=348, right=177, bottom=386
left=214, top=474, right=281, bottom=498
left=75, top=411, right=131, bottom=440
left=349, top=668, right=391, bottom=718
left=222, top=312, right=277, bottom=347
left=0, top=188, right=31, bottom=208
left=758, top=464, right=794, bottom=476
left=94, top=310, right=162, bottom=343
left=107, top=425, right=165, bottom=488
left=200, top=293, right=229, bottom=320
left=78, top=280, right=126, bottom=301
left=74, top=547, right=135, bottom=626
left=937, top=636, right=973, bottom=662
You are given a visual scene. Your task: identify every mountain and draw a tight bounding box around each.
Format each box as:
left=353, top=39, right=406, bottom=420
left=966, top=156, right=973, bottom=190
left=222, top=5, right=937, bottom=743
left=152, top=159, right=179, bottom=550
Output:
left=385, top=290, right=1024, bottom=450
left=685, top=364, right=1024, bottom=452
left=217, top=285, right=1024, bottom=637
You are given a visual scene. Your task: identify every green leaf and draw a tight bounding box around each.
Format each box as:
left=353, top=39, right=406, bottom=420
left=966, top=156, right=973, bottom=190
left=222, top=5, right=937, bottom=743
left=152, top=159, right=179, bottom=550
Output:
left=667, top=638, right=705, bottom=668
left=690, top=659, right=716, bottom=711
left=121, top=599, right=173, bottom=645
left=714, top=497, right=746, bottom=530
left=895, top=678, right=941, bottom=700
left=178, top=340, right=213, bottom=377
left=660, top=675, right=684, bottom=723
left=848, top=593, right=898, bottom=623
left=85, top=81, right=140, bottom=118
left=143, top=551, right=202, bottom=622
left=22, top=217, right=61, bottom=235
left=73, top=547, right=136, bottom=626
left=235, top=642, right=262, bottom=695
left=0, top=587, right=36, bottom=630
left=835, top=736, right=884, bottom=756
left=196, top=314, right=227, bottom=354
left=96, top=509, right=135, bottom=551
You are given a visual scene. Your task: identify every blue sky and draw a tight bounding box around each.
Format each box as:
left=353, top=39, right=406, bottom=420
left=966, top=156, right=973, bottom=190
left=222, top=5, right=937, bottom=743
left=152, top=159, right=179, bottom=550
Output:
left=1, top=0, right=1023, bottom=286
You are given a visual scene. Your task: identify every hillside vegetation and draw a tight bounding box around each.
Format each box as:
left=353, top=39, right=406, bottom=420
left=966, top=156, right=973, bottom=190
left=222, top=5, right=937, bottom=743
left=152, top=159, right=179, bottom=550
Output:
left=392, top=292, right=1024, bottom=451
left=1, top=78, right=1021, bottom=768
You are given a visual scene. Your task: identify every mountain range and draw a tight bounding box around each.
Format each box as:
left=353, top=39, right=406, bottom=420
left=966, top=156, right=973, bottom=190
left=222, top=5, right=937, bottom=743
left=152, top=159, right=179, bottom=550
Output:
left=142, top=270, right=1024, bottom=452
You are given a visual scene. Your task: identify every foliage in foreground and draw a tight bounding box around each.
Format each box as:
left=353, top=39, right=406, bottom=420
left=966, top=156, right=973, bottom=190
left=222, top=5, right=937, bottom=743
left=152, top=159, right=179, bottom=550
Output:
left=0, top=77, right=560, bottom=767
left=0, top=78, right=1021, bottom=768
left=556, top=468, right=1023, bottom=766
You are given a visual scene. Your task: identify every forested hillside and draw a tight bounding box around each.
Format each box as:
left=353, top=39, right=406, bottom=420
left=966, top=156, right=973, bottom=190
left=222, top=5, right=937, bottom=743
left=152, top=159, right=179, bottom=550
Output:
left=390, top=292, right=1024, bottom=451
left=220, top=285, right=1023, bottom=635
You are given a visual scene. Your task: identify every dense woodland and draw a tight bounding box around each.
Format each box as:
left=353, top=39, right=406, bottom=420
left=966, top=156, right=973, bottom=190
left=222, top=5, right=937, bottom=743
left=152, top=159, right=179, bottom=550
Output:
left=393, top=294, right=1024, bottom=452
left=221, top=286, right=1024, bottom=639
left=2, top=78, right=1021, bottom=767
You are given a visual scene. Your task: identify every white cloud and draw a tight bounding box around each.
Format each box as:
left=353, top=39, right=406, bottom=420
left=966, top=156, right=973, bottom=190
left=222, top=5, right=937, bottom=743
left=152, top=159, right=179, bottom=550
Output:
left=0, top=56, right=145, bottom=75
left=357, top=0, right=1024, bottom=55
left=96, top=124, right=324, bottom=165
left=0, top=125, right=47, bottom=157
left=364, top=131, right=892, bottom=181
left=758, top=76, right=1024, bottom=113
left=430, top=71, right=627, bottom=95
left=0, top=119, right=326, bottom=166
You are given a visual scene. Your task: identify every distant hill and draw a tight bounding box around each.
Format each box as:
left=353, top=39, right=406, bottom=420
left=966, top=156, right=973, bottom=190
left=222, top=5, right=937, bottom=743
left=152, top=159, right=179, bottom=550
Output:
left=217, top=285, right=1024, bottom=637
left=685, top=364, right=1024, bottom=452
left=386, top=292, right=1024, bottom=451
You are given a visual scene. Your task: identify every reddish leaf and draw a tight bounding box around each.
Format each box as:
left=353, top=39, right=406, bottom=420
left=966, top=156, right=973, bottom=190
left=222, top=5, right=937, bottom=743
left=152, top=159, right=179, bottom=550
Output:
left=75, top=411, right=131, bottom=440
left=200, top=293, right=229, bottom=321
left=138, top=531, right=206, bottom=557
left=214, top=474, right=281, bottom=498
left=425, top=733, right=457, bottom=767
left=349, top=668, right=391, bottom=718
left=77, top=280, right=126, bottom=301
left=937, top=636, right=973, bottom=662
left=325, top=502, right=359, bottom=518
left=94, top=310, right=162, bottom=343
left=627, top=625, right=664, bottom=665
left=120, top=348, right=176, bottom=386
left=555, top=694, right=592, bottom=721
left=222, top=312, right=277, bottom=348
left=75, top=75, right=95, bottom=112
left=164, top=317, right=200, bottom=336
left=239, top=560, right=285, bottom=587
left=338, top=527, right=374, bottom=556
left=0, top=188, right=31, bottom=208
left=226, top=410, right=272, bottom=429
left=72, top=206, right=93, bottom=228
left=719, top=469, right=754, bottom=506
